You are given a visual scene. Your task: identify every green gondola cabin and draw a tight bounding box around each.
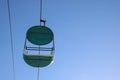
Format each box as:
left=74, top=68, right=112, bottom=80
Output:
left=23, top=25, right=55, bottom=68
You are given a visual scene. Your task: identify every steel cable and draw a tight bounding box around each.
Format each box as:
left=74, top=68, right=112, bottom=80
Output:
left=7, top=0, right=15, bottom=80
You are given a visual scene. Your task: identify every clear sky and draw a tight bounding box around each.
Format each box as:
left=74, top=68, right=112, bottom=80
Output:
left=0, top=0, right=120, bottom=80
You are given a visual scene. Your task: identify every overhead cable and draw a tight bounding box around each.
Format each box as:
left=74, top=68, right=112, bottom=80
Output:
left=7, top=0, right=16, bottom=80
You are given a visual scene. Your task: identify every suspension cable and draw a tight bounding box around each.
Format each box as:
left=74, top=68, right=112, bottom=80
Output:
left=37, top=68, right=40, bottom=80
left=40, top=0, right=42, bottom=25
left=7, top=0, right=15, bottom=80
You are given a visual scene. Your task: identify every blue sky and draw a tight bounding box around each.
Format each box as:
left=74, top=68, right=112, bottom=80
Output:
left=0, top=0, right=120, bottom=80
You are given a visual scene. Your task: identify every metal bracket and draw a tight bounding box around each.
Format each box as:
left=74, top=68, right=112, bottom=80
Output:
left=40, top=19, right=46, bottom=26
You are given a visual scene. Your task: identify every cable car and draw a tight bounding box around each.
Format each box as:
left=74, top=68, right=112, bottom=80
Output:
left=23, top=22, right=55, bottom=68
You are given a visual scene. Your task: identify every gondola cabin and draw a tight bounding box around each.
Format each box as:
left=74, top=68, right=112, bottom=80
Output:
left=23, top=25, right=55, bottom=68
